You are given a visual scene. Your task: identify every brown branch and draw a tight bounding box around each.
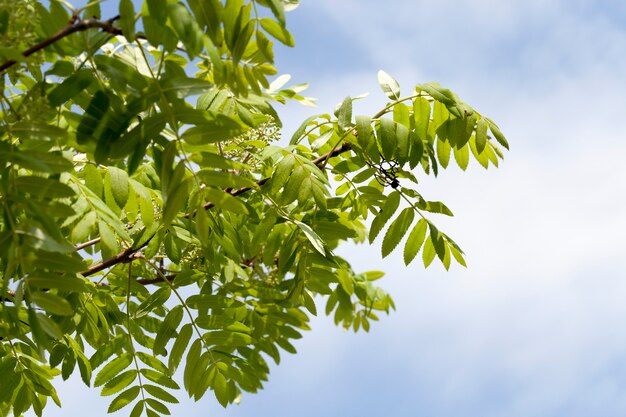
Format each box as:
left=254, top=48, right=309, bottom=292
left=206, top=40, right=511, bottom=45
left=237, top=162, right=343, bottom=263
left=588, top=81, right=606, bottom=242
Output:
left=81, top=246, right=134, bottom=277
left=135, top=274, right=175, bottom=286
left=81, top=141, right=353, bottom=278
left=185, top=142, right=352, bottom=218
left=75, top=237, right=101, bottom=251
left=0, top=15, right=122, bottom=74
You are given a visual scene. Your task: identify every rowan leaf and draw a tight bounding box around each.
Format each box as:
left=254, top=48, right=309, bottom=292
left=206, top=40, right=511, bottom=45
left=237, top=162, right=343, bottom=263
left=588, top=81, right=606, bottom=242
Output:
left=377, top=70, right=401, bottom=101
left=382, top=207, right=415, bottom=258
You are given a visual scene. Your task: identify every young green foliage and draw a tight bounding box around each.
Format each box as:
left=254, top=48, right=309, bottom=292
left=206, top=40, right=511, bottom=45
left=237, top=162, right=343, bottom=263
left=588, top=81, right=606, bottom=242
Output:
left=0, top=1, right=507, bottom=416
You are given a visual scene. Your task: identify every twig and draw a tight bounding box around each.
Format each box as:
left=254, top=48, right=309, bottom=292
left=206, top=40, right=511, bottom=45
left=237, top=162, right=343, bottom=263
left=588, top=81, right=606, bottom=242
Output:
left=186, top=142, right=352, bottom=218
left=81, top=246, right=134, bottom=277
left=0, top=15, right=122, bottom=74
left=81, top=141, right=353, bottom=278
left=75, top=237, right=101, bottom=251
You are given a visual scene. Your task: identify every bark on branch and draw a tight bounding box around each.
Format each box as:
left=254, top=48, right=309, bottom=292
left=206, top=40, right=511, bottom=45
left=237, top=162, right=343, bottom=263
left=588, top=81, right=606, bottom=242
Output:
left=82, top=142, right=353, bottom=280
left=0, top=15, right=122, bottom=74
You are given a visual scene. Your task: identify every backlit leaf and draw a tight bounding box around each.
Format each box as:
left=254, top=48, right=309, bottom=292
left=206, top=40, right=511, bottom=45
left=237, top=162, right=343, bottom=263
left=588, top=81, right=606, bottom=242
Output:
left=107, top=386, right=140, bottom=413
left=403, top=218, right=427, bottom=265
left=377, top=70, right=401, bottom=101
left=95, top=353, right=133, bottom=387
left=382, top=207, right=414, bottom=258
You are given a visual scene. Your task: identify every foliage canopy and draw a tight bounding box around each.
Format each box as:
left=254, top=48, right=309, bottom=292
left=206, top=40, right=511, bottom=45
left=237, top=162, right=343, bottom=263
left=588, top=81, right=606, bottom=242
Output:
left=0, top=0, right=508, bottom=415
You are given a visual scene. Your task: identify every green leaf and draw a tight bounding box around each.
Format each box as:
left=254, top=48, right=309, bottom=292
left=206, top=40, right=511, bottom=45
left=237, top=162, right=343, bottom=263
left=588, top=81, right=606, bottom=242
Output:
left=377, top=118, right=396, bottom=160
left=417, top=82, right=457, bottom=105
left=450, top=244, right=467, bottom=267
left=30, top=292, right=74, bottom=316
left=453, top=145, right=470, bottom=170
left=422, top=236, right=436, bottom=268
left=282, top=165, right=308, bottom=205
left=153, top=305, right=183, bottom=356
left=486, top=118, right=509, bottom=149
left=181, top=114, right=247, bottom=145
left=169, top=324, right=192, bottom=373
left=260, top=18, right=294, bottom=46
left=129, top=400, right=145, bottom=417
left=71, top=211, right=97, bottom=243
left=269, top=154, right=295, bottom=193
left=145, top=399, right=171, bottom=415
left=14, top=176, right=74, bottom=199
left=336, top=96, right=352, bottom=133
left=101, top=370, right=137, bottom=397
left=76, top=90, right=110, bottom=145
left=140, top=369, right=180, bottom=390
left=377, top=70, right=401, bottom=101
left=403, top=218, right=427, bottom=265
left=475, top=117, right=488, bottom=154
left=162, top=177, right=192, bottom=226
left=30, top=250, right=85, bottom=271
left=95, top=353, right=133, bottom=387
left=396, top=123, right=410, bottom=164
left=7, top=150, right=73, bottom=173
left=436, top=137, right=451, bottom=168
left=98, top=220, right=119, bottom=256
left=355, top=115, right=372, bottom=150
left=47, top=69, right=94, bottom=106
left=197, top=170, right=258, bottom=189
left=428, top=223, right=446, bottom=261
left=289, top=115, right=318, bottom=144
left=294, top=220, right=326, bottom=255
left=146, top=0, right=168, bottom=23
left=83, top=164, right=103, bottom=196
left=136, top=352, right=169, bottom=375
left=382, top=207, right=414, bottom=258
left=212, top=368, right=229, bottom=407
left=108, top=167, right=129, bottom=209
left=35, top=313, right=64, bottom=339
left=143, top=384, right=179, bottom=404
left=11, top=122, right=68, bottom=141
left=136, top=287, right=171, bottom=318
left=167, top=2, right=205, bottom=58
left=413, top=96, right=431, bottom=141
left=203, top=187, right=249, bottom=214
left=265, top=0, right=286, bottom=25
left=369, top=191, right=400, bottom=243
left=108, top=385, right=140, bottom=413
left=311, top=129, right=333, bottom=150
left=119, top=0, right=136, bottom=40
left=161, top=78, right=213, bottom=99
left=28, top=272, right=86, bottom=292
left=420, top=200, right=453, bottom=216
left=183, top=339, right=203, bottom=394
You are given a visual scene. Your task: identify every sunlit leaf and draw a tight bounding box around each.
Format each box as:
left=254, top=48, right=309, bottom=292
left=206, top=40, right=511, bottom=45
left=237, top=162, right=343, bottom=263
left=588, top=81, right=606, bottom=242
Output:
left=377, top=70, right=401, bottom=101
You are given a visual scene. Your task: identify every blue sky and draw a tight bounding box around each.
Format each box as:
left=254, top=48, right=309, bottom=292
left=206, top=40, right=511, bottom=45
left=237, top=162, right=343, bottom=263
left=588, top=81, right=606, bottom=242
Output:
left=34, top=1, right=626, bottom=416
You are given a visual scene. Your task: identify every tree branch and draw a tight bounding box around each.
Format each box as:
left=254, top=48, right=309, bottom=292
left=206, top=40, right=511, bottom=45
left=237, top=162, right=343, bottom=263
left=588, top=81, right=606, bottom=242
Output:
left=186, top=142, right=353, bottom=217
left=0, top=15, right=122, bottom=74
left=80, top=142, right=353, bottom=278
left=81, top=246, right=134, bottom=277
left=75, top=237, right=101, bottom=251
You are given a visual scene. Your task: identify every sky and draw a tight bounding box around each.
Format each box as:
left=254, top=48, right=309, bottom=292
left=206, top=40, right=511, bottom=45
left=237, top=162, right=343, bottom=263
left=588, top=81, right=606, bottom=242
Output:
left=33, top=1, right=626, bottom=416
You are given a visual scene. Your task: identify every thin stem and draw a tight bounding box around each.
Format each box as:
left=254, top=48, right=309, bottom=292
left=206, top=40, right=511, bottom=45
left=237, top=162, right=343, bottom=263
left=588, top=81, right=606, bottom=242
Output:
left=80, top=143, right=353, bottom=276
left=372, top=93, right=426, bottom=120
left=126, top=260, right=147, bottom=402
left=140, top=256, right=216, bottom=362
left=75, top=237, right=101, bottom=251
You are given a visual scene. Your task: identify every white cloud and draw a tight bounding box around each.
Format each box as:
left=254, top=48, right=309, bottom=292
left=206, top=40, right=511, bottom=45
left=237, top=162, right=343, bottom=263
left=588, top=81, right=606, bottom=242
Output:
left=259, top=1, right=626, bottom=416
